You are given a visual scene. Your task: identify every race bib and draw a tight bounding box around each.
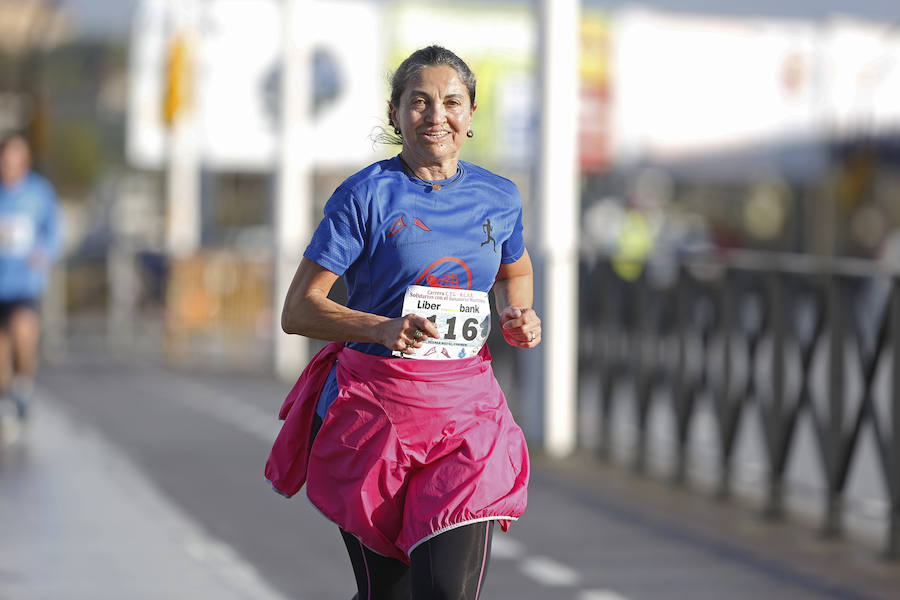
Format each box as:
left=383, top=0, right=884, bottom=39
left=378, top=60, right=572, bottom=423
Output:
left=0, top=215, right=35, bottom=257
left=394, top=285, right=491, bottom=360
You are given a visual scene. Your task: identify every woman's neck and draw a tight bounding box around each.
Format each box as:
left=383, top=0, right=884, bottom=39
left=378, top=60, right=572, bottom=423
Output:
left=398, top=152, right=458, bottom=181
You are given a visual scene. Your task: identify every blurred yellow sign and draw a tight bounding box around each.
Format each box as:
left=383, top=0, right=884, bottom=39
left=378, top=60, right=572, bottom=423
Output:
left=162, top=34, right=191, bottom=127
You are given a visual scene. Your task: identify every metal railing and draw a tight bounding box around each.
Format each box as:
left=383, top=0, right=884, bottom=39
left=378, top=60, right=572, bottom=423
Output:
left=578, top=250, right=900, bottom=558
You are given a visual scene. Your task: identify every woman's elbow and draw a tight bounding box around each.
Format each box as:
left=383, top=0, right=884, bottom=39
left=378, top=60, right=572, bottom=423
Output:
left=280, top=311, right=294, bottom=335
left=280, top=299, right=307, bottom=335
left=280, top=311, right=295, bottom=335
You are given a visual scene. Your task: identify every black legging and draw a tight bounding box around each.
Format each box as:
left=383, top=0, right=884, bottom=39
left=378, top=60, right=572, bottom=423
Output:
left=341, top=520, right=495, bottom=600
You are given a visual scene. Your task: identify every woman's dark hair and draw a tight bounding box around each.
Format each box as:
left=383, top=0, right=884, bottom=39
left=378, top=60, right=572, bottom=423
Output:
left=375, top=45, right=476, bottom=146
left=0, top=130, right=28, bottom=151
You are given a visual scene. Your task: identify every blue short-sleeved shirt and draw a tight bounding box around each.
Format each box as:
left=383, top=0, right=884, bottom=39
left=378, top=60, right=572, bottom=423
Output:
left=304, top=155, right=525, bottom=358
left=309, top=156, right=525, bottom=417
left=0, top=172, right=60, bottom=301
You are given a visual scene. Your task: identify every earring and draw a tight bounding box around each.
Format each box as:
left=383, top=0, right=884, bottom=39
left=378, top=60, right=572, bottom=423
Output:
left=466, top=130, right=474, bottom=138
left=394, top=126, right=401, bottom=135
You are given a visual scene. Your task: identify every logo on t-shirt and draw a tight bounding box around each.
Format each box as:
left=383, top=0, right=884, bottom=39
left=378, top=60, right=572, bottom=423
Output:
left=387, top=216, right=430, bottom=237
left=414, top=256, right=472, bottom=289
left=387, top=217, right=407, bottom=237
left=480, top=218, right=497, bottom=252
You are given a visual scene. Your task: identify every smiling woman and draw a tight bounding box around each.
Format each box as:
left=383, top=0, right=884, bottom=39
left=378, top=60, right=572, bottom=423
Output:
left=387, top=51, right=477, bottom=180
left=390, top=64, right=475, bottom=180
left=266, top=44, right=542, bottom=600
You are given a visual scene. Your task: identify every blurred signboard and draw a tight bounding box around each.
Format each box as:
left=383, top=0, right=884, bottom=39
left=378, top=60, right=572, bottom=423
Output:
left=126, top=0, right=382, bottom=171
left=130, top=3, right=900, bottom=176
left=608, top=8, right=900, bottom=165
left=609, top=8, right=820, bottom=163
left=580, top=13, right=611, bottom=173
left=821, top=18, right=900, bottom=138
left=384, top=1, right=538, bottom=168
left=130, top=0, right=619, bottom=173
left=386, top=3, right=613, bottom=171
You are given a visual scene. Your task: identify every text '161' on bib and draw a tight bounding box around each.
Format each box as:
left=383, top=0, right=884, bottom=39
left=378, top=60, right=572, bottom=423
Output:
left=394, top=285, right=491, bottom=360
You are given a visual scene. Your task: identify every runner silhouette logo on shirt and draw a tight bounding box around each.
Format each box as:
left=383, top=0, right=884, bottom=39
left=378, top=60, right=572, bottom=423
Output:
left=480, top=218, right=496, bottom=252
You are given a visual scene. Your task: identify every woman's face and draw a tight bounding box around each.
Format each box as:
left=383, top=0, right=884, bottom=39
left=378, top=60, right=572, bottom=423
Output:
left=390, top=65, right=476, bottom=170
left=0, top=137, right=30, bottom=186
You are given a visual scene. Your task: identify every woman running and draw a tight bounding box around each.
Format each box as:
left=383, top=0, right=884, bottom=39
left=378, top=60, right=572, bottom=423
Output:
left=266, top=45, right=541, bottom=599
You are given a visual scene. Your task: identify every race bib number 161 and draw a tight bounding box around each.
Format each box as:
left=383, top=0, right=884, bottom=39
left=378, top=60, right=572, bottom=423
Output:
left=394, top=285, right=491, bottom=360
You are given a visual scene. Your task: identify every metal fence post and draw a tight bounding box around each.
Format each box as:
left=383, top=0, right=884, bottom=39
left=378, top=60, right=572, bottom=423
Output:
left=824, top=273, right=845, bottom=537
left=633, top=275, right=651, bottom=473
left=889, top=276, right=900, bottom=557
left=716, top=269, right=736, bottom=500
left=598, top=263, right=617, bottom=461
left=765, top=271, right=786, bottom=519
left=673, top=267, right=689, bottom=485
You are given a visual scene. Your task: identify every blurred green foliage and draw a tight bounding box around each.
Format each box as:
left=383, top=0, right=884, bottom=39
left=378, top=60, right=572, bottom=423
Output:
left=44, top=119, right=105, bottom=196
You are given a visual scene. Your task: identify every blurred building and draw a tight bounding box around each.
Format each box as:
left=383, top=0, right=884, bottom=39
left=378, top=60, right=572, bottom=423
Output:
left=125, top=1, right=900, bottom=256
left=109, top=0, right=900, bottom=370
left=596, top=8, right=900, bottom=259
left=1, top=0, right=889, bottom=371
left=0, top=0, right=69, bottom=148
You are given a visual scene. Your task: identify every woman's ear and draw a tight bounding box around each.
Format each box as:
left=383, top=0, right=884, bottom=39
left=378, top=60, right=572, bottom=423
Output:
left=388, top=102, right=397, bottom=127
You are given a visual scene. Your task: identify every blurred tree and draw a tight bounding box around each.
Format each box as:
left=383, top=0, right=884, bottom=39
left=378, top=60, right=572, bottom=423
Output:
left=36, top=40, right=128, bottom=197
left=44, top=119, right=104, bottom=197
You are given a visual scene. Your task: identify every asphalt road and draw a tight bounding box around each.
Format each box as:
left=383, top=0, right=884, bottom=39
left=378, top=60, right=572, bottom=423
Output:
left=35, top=351, right=900, bottom=600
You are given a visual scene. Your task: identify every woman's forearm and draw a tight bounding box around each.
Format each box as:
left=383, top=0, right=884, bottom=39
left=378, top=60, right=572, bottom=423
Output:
left=492, top=250, right=541, bottom=348
left=492, top=272, right=533, bottom=314
left=493, top=249, right=534, bottom=313
left=282, top=289, right=389, bottom=343
left=281, top=257, right=388, bottom=343
left=280, top=258, right=438, bottom=353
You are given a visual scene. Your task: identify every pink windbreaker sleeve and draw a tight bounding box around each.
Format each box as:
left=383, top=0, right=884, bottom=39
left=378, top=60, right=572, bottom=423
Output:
left=265, top=342, right=342, bottom=498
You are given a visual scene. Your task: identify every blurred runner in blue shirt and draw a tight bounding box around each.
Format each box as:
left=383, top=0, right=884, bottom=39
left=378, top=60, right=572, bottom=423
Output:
left=0, top=132, right=60, bottom=422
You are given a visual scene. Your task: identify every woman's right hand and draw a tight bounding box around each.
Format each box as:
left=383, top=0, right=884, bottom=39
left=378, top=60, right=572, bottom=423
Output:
left=376, top=313, right=440, bottom=354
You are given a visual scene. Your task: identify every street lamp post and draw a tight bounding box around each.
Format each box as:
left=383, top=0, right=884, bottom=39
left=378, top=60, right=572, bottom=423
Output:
left=273, top=0, right=313, bottom=379
left=534, top=0, right=580, bottom=457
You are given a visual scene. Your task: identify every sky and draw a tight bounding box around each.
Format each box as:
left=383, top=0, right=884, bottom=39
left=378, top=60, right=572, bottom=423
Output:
left=59, top=0, right=900, bottom=40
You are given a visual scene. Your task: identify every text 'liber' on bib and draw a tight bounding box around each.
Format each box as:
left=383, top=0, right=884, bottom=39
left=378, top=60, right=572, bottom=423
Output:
left=394, top=285, right=491, bottom=360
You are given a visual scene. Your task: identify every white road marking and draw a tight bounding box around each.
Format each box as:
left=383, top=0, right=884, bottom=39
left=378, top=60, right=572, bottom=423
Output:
left=176, top=378, right=282, bottom=442
left=491, top=534, right=527, bottom=559
left=184, top=537, right=267, bottom=588
left=519, top=556, right=582, bottom=587
left=579, top=590, right=633, bottom=600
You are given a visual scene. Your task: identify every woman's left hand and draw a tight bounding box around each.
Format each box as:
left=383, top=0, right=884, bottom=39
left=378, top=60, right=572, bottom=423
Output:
left=500, top=306, right=541, bottom=348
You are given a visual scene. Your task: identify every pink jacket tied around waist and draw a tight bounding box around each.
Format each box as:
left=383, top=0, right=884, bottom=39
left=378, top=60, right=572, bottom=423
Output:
left=265, top=342, right=341, bottom=497
left=265, top=341, right=529, bottom=562
left=264, top=343, right=529, bottom=501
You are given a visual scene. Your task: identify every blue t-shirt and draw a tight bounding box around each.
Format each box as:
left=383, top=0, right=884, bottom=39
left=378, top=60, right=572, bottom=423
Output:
left=0, top=172, right=60, bottom=301
left=304, top=155, right=525, bottom=357
left=306, top=156, right=525, bottom=418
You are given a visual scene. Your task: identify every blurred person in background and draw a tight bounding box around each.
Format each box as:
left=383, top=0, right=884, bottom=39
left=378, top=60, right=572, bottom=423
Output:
left=266, top=45, right=540, bottom=599
left=0, top=131, right=60, bottom=431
